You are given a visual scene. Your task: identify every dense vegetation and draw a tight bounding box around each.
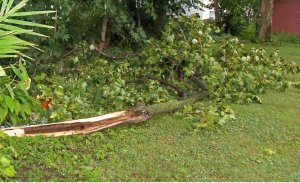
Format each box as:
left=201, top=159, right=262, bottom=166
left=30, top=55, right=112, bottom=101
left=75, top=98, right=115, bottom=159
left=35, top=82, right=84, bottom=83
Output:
left=0, top=0, right=300, bottom=181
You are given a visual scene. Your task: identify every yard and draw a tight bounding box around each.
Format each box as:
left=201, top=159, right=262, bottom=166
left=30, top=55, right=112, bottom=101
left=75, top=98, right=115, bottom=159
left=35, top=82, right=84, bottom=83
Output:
left=8, top=43, right=300, bottom=181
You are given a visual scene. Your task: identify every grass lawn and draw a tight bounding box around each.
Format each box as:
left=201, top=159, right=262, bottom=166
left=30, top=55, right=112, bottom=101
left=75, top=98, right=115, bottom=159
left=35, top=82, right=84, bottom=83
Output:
left=8, top=43, right=300, bottom=182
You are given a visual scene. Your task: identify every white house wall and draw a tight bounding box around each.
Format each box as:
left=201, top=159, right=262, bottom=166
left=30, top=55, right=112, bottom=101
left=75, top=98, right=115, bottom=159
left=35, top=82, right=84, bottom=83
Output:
left=184, top=0, right=215, bottom=20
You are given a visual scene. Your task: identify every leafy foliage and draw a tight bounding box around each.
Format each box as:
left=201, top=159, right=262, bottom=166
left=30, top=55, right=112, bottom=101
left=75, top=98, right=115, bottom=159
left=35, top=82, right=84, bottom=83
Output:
left=0, top=130, right=17, bottom=180
left=143, top=16, right=298, bottom=97
left=212, top=0, right=256, bottom=35
left=30, top=16, right=300, bottom=129
left=22, top=0, right=204, bottom=63
left=0, top=0, right=55, bottom=59
left=0, top=62, right=41, bottom=126
left=0, top=0, right=55, bottom=126
left=136, top=15, right=300, bottom=127
left=182, top=101, right=236, bottom=130
left=33, top=44, right=171, bottom=121
left=0, top=1, right=54, bottom=179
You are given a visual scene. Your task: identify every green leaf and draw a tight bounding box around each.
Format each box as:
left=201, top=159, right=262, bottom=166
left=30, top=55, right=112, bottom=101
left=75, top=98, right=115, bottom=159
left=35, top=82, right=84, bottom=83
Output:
left=0, top=130, right=7, bottom=139
left=10, top=64, right=21, bottom=78
left=0, top=23, right=48, bottom=37
left=0, top=0, right=29, bottom=22
left=50, top=112, right=59, bottom=119
left=0, top=156, right=11, bottom=168
left=0, top=66, right=6, bottom=76
left=13, top=100, right=21, bottom=114
left=10, top=10, right=56, bottom=17
left=10, top=115, right=18, bottom=125
left=0, top=107, right=8, bottom=123
left=4, top=19, right=55, bottom=29
left=0, top=165, right=16, bottom=177
left=22, top=103, right=32, bottom=115
left=5, top=84, right=14, bottom=99
left=4, top=95, right=14, bottom=113
left=5, top=0, right=15, bottom=14
left=0, top=0, right=8, bottom=16
left=18, top=62, right=29, bottom=81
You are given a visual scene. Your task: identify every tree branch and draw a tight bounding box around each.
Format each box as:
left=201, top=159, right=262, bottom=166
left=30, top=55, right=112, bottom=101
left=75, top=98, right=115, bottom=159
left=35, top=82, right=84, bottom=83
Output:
left=126, top=75, right=186, bottom=98
left=189, top=74, right=208, bottom=91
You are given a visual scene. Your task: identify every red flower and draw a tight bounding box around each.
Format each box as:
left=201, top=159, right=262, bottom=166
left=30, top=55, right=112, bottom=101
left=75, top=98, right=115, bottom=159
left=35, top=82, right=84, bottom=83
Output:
left=41, top=101, right=50, bottom=110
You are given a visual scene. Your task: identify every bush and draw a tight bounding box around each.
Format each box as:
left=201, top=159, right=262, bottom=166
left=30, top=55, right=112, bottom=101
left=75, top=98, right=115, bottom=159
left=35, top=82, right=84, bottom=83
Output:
left=0, top=63, right=41, bottom=126
left=0, top=131, right=16, bottom=180
left=240, top=21, right=256, bottom=41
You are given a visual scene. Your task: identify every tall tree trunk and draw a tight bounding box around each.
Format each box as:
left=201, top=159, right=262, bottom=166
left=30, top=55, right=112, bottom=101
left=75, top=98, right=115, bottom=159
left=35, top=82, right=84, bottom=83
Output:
left=98, top=17, right=108, bottom=53
left=213, top=0, right=221, bottom=27
left=136, top=0, right=141, bottom=27
left=256, top=0, right=273, bottom=41
left=152, top=0, right=168, bottom=35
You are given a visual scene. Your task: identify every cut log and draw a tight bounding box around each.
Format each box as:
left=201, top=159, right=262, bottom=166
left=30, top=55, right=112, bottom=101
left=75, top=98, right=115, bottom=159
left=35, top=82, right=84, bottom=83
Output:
left=2, top=92, right=208, bottom=137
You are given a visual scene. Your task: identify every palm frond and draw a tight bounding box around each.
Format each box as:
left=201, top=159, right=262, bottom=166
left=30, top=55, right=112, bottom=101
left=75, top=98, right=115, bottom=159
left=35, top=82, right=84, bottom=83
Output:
left=0, top=0, right=55, bottom=59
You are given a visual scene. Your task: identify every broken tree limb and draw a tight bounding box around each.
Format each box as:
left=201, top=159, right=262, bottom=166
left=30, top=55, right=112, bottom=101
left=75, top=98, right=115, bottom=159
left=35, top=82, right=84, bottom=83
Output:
left=3, top=110, right=149, bottom=137
left=145, top=92, right=208, bottom=116
left=2, top=92, right=208, bottom=137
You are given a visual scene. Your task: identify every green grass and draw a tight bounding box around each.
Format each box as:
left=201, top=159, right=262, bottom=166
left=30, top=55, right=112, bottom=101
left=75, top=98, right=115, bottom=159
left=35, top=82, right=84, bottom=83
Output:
left=245, top=42, right=300, bottom=63
left=7, top=43, right=300, bottom=182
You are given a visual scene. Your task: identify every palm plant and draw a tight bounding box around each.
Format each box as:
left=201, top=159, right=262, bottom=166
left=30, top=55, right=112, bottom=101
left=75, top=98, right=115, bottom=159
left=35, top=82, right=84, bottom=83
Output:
left=0, top=0, right=55, bottom=59
left=0, top=1, right=55, bottom=179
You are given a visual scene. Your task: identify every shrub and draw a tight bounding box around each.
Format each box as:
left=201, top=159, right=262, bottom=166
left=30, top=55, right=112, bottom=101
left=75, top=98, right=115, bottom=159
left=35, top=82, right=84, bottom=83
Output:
left=0, top=131, right=16, bottom=180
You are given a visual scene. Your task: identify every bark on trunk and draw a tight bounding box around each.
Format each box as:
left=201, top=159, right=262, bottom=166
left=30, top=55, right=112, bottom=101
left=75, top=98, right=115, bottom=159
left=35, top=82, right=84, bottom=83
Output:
left=136, top=0, right=141, bottom=27
left=213, top=0, right=221, bottom=27
left=2, top=93, right=208, bottom=137
left=98, top=17, right=109, bottom=53
left=256, top=0, right=273, bottom=41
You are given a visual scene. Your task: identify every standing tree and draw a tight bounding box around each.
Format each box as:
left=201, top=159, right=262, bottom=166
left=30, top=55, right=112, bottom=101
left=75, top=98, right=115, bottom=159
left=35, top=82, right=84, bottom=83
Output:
left=256, top=0, right=273, bottom=41
left=209, top=0, right=256, bottom=35
left=213, top=0, right=221, bottom=27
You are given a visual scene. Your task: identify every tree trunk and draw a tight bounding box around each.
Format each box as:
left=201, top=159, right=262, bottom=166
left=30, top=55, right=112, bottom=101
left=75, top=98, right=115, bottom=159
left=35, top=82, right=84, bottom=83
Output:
left=136, top=0, right=141, bottom=27
left=2, top=111, right=149, bottom=137
left=213, top=0, right=221, bottom=27
left=2, top=93, right=208, bottom=137
left=152, top=0, right=168, bottom=35
left=256, top=0, right=273, bottom=41
left=98, top=17, right=109, bottom=53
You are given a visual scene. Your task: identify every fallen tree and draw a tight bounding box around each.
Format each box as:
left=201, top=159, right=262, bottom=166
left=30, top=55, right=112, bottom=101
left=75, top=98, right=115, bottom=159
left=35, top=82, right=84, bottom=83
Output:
left=2, top=93, right=208, bottom=137
left=2, top=110, right=149, bottom=137
left=1, top=16, right=299, bottom=133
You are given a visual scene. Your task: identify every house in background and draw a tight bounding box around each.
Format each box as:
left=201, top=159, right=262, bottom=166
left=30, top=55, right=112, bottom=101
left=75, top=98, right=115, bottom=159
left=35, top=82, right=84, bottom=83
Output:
left=273, top=0, right=300, bottom=35
left=184, top=0, right=215, bottom=20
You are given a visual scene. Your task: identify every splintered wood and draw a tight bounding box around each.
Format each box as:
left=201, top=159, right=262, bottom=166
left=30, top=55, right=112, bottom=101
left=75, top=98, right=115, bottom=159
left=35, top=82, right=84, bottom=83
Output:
left=2, top=92, right=208, bottom=137
left=2, top=110, right=149, bottom=137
